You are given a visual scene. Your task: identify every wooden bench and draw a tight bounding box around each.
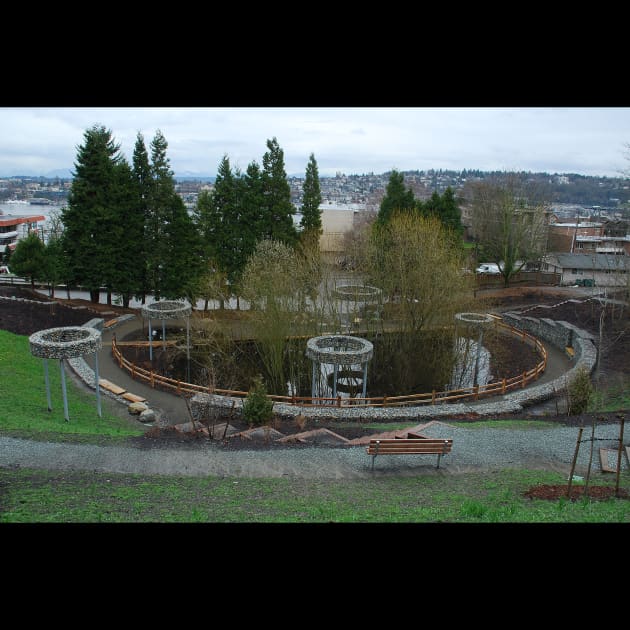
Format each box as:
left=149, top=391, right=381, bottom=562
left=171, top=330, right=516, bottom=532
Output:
left=366, top=438, right=453, bottom=471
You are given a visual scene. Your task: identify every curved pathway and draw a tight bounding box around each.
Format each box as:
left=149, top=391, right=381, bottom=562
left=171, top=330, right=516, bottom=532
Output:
left=1, top=421, right=626, bottom=479
left=91, top=315, right=574, bottom=427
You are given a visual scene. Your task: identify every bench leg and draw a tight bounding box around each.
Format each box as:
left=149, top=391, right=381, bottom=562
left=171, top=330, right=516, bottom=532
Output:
left=436, top=453, right=441, bottom=469
left=372, top=454, right=376, bottom=472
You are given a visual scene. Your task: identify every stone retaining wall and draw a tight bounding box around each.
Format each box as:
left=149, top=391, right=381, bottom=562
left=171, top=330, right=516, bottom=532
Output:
left=190, top=316, right=598, bottom=423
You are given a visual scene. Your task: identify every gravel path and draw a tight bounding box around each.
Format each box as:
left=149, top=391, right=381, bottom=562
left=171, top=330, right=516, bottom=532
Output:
left=1, top=421, right=626, bottom=479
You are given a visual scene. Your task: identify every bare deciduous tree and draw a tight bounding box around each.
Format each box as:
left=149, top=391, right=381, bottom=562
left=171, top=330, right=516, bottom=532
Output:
left=466, top=174, right=550, bottom=287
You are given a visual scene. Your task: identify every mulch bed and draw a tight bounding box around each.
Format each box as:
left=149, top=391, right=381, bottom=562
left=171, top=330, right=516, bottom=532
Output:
left=524, top=484, right=629, bottom=501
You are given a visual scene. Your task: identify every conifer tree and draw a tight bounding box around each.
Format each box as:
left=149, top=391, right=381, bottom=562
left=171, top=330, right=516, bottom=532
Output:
left=109, top=159, right=144, bottom=306
left=147, top=130, right=199, bottom=300
left=132, top=132, right=152, bottom=302
left=61, top=124, right=123, bottom=303
left=299, top=153, right=322, bottom=237
left=261, top=137, right=297, bottom=245
left=376, top=170, right=416, bottom=226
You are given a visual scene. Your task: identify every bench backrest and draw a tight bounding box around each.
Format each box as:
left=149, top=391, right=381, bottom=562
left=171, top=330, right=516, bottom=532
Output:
left=366, top=438, right=452, bottom=454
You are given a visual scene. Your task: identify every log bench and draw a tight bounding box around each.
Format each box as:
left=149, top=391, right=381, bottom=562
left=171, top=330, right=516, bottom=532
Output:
left=366, top=438, right=453, bottom=471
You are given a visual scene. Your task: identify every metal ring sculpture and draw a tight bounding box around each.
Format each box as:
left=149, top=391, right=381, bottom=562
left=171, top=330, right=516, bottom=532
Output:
left=454, top=312, right=494, bottom=327
left=141, top=300, right=192, bottom=372
left=306, top=335, right=374, bottom=365
left=306, top=335, right=374, bottom=401
left=29, top=326, right=102, bottom=359
left=141, top=301, right=192, bottom=320
left=332, top=284, right=382, bottom=302
left=29, top=326, right=103, bottom=421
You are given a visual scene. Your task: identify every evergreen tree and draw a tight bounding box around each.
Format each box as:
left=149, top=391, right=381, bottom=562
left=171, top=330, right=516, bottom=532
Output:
left=147, top=130, right=200, bottom=300
left=420, top=188, right=463, bottom=237
left=61, top=124, right=123, bottom=303
left=132, top=132, right=152, bottom=302
left=261, top=137, right=297, bottom=245
left=377, top=170, right=416, bottom=226
left=204, top=155, right=236, bottom=306
left=238, top=160, right=265, bottom=278
left=109, top=159, right=144, bottom=306
left=299, top=153, right=322, bottom=237
left=10, top=232, right=45, bottom=289
left=438, top=187, right=464, bottom=236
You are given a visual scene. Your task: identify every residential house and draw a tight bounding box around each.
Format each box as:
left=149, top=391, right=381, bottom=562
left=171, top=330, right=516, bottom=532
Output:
left=542, top=252, right=629, bottom=288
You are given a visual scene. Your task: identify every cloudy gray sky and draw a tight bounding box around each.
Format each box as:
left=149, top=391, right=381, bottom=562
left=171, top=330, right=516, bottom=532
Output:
left=0, top=107, right=629, bottom=178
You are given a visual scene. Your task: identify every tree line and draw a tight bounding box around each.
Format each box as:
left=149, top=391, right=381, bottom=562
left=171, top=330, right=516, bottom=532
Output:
left=8, top=125, right=323, bottom=307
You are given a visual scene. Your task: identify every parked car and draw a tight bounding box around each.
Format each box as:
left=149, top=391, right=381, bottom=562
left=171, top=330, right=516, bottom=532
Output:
left=475, top=263, right=501, bottom=275
left=0, top=265, right=10, bottom=274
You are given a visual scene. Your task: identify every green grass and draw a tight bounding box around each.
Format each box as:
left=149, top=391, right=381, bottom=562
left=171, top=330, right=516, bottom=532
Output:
left=0, top=467, right=627, bottom=523
left=589, top=382, right=630, bottom=414
left=0, top=329, right=144, bottom=440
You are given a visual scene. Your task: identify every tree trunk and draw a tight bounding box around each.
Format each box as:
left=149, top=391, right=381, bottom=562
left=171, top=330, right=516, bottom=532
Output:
left=107, top=290, right=112, bottom=305
left=90, top=289, right=100, bottom=303
left=122, top=293, right=130, bottom=308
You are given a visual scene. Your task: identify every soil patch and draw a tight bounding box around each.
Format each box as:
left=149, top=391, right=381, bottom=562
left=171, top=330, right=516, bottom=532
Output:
left=524, top=484, right=629, bottom=501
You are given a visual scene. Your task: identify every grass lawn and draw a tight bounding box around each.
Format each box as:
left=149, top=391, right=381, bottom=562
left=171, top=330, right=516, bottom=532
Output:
left=1, top=466, right=628, bottom=523
left=0, top=329, right=144, bottom=440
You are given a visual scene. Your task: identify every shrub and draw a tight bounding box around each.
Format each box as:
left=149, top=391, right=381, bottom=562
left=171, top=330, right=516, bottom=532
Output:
left=567, top=366, right=593, bottom=415
left=242, top=374, right=274, bottom=426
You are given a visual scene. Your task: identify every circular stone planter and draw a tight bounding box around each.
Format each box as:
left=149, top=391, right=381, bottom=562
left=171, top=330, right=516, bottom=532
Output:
left=29, top=326, right=102, bottom=359
left=141, top=301, right=192, bottom=320
left=306, top=335, right=374, bottom=365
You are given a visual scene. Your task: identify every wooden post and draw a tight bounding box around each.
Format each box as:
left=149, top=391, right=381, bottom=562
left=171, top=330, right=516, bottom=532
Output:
left=567, top=426, right=584, bottom=499
left=521, top=371, right=526, bottom=388
left=584, top=417, right=598, bottom=493
left=432, top=389, right=436, bottom=404
left=615, top=414, right=625, bottom=498
left=502, top=378, right=506, bottom=394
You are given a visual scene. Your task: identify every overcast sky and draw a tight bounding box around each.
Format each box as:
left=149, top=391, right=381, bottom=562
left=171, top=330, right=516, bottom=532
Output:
left=0, top=107, right=629, bottom=179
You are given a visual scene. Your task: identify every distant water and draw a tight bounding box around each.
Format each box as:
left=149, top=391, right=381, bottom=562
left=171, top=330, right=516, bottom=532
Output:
left=0, top=201, right=63, bottom=225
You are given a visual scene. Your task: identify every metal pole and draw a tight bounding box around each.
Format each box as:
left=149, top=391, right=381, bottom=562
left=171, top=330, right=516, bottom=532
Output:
left=362, top=362, right=368, bottom=399
left=473, top=327, right=483, bottom=387
left=162, top=319, right=166, bottom=348
left=148, top=319, right=153, bottom=360
left=59, top=358, right=69, bottom=422
left=311, top=360, right=317, bottom=401
left=333, top=363, right=338, bottom=398
left=43, top=358, right=52, bottom=412
left=94, top=352, right=101, bottom=418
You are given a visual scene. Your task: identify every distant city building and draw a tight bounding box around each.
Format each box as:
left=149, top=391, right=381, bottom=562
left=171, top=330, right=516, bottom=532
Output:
left=0, top=213, right=46, bottom=260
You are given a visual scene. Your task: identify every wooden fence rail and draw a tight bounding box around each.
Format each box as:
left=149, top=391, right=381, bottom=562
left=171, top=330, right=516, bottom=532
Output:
left=110, top=319, right=548, bottom=407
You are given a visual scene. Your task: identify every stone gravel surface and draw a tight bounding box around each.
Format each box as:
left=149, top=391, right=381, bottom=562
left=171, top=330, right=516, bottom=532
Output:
left=0, top=421, right=626, bottom=479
